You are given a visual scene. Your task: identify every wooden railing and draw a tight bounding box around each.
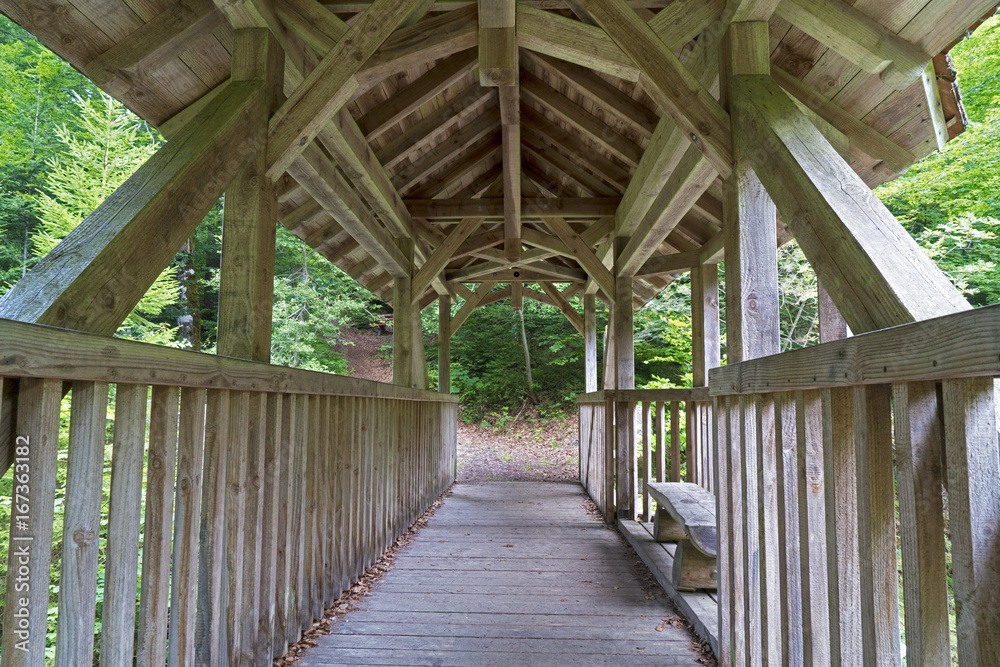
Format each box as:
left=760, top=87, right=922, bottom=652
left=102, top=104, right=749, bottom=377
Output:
left=0, top=318, right=458, bottom=665
left=710, top=304, right=1000, bottom=665
left=577, top=388, right=712, bottom=522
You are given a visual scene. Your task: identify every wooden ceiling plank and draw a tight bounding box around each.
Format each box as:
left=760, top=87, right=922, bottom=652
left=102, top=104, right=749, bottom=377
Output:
left=376, top=81, right=493, bottom=170
left=404, top=136, right=503, bottom=198
left=521, top=70, right=644, bottom=166
left=266, top=0, right=421, bottom=179
left=392, top=109, right=501, bottom=192
left=523, top=51, right=658, bottom=140
left=358, top=48, right=478, bottom=139
left=450, top=167, right=504, bottom=200
left=85, top=0, right=224, bottom=88
left=521, top=131, right=620, bottom=197
left=774, top=0, right=932, bottom=90
left=579, top=0, right=733, bottom=177
left=405, top=197, right=621, bottom=219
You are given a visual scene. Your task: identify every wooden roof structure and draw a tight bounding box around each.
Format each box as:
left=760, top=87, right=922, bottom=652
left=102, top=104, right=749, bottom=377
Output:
left=1, top=0, right=991, bottom=314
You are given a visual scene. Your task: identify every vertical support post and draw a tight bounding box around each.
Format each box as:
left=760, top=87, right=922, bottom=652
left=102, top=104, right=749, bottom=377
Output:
left=217, top=28, right=284, bottom=362
left=722, top=21, right=781, bottom=666
left=412, top=301, right=428, bottom=390
left=613, top=236, right=635, bottom=520
left=438, top=294, right=451, bottom=393
left=392, top=238, right=415, bottom=387
left=691, top=263, right=721, bottom=386
left=818, top=280, right=850, bottom=343
left=584, top=294, right=598, bottom=393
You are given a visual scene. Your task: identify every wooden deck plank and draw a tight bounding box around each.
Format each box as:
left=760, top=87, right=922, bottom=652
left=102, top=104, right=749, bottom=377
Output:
left=297, top=482, right=707, bottom=666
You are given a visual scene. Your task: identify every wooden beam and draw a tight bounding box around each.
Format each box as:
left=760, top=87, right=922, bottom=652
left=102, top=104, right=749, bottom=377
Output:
left=731, top=73, right=968, bottom=333
left=774, top=0, right=931, bottom=90
left=541, top=215, right=615, bottom=300
left=218, top=28, right=284, bottom=363
left=921, top=61, right=950, bottom=151
left=577, top=0, right=733, bottom=176
left=392, top=238, right=416, bottom=386
left=411, top=217, right=483, bottom=299
left=0, top=80, right=264, bottom=334
left=438, top=294, right=451, bottom=392
left=287, top=145, right=409, bottom=278
left=539, top=283, right=585, bottom=335
left=355, top=4, right=479, bottom=89
left=266, top=0, right=419, bottom=179
left=511, top=281, right=523, bottom=310
left=405, top=197, right=620, bottom=219
left=84, top=0, right=223, bottom=89
left=615, top=144, right=717, bottom=277
left=357, top=48, right=477, bottom=139
left=500, top=84, right=522, bottom=260
left=405, top=137, right=503, bottom=199
left=771, top=66, right=914, bottom=174
left=635, top=250, right=699, bottom=278
left=275, top=0, right=349, bottom=53
left=450, top=281, right=497, bottom=336
left=478, top=0, right=516, bottom=86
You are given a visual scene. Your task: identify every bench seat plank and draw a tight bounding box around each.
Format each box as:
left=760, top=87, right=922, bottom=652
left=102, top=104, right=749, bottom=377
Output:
left=647, top=482, right=717, bottom=557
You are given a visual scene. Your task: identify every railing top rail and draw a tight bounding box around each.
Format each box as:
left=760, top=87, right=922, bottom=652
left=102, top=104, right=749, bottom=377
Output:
left=0, top=318, right=458, bottom=403
left=710, top=303, right=1000, bottom=396
left=576, top=387, right=712, bottom=404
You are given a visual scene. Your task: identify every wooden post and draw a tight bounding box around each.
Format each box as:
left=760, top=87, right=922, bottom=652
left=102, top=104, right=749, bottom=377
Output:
left=218, top=28, right=284, bottom=362
left=392, top=238, right=415, bottom=386
left=584, top=294, right=598, bottom=393
left=613, top=236, right=635, bottom=519
left=438, top=294, right=451, bottom=393
left=818, top=280, right=850, bottom=343
left=691, top=263, right=721, bottom=387
left=412, top=302, right=428, bottom=390
left=722, top=21, right=781, bottom=666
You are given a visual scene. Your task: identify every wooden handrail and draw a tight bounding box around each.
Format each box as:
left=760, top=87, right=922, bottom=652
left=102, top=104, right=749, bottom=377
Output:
left=0, top=317, right=457, bottom=402
left=576, top=387, right=712, bottom=403
left=710, top=303, right=1000, bottom=395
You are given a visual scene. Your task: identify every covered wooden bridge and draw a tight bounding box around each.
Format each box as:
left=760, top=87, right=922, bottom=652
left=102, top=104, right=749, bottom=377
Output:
left=0, top=0, right=998, bottom=664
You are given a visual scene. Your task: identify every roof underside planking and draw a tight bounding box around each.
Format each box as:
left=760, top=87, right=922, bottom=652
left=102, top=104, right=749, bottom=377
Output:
left=1, top=0, right=993, bottom=311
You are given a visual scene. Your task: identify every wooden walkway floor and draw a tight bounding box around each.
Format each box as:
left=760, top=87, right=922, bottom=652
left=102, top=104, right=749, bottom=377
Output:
left=297, top=482, right=708, bottom=666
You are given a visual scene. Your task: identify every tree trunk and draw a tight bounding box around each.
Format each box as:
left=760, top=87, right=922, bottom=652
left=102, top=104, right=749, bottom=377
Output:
left=517, top=308, right=535, bottom=403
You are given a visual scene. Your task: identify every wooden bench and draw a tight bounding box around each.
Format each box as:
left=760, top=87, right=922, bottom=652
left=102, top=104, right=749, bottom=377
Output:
left=646, top=482, right=718, bottom=591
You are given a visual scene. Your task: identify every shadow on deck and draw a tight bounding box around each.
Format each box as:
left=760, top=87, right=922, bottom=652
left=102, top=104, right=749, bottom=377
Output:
left=296, top=482, right=711, bottom=666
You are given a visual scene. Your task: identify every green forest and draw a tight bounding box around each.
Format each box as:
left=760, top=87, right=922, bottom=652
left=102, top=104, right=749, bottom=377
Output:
left=1, top=13, right=999, bottom=418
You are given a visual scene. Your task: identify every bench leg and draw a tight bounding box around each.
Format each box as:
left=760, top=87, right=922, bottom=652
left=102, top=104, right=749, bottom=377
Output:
left=653, top=507, right=686, bottom=542
left=671, top=539, right=718, bottom=591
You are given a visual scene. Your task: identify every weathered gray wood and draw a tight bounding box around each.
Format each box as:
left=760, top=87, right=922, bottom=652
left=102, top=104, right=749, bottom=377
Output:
left=296, top=483, right=706, bottom=665
left=0, top=317, right=457, bottom=403
left=55, top=381, right=108, bottom=667
left=941, top=377, right=1000, bottom=665
left=775, top=392, right=804, bottom=666
left=714, top=396, right=733, bottom=665
left=168, top=387, right=207, bottom=667
left=101, top=383, right=148, bottom=667
left=137, top=386, right=179, bottom=667
left=0, top=80, right=264, bottom=335
left=892, top=381, right=950, bottom=667
left=258, top=393, right=283, bottom=664
left=672, top=539, right=718, bottom=591
left=196, top=389, right=231, bottom=664
left=646, top=483, right=717, bottom=557
left=0, top=379, right=59, bottom=664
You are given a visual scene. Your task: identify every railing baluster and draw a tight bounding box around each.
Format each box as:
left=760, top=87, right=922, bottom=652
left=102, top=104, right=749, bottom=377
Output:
left=854, top=385, right=902, bottom=664
left=56, top=381, right=107, bottom=667
left=604, top=399, right=615, bottom=522
left=655, top=402, right=665, bottom=484
left=102, top=383, right=148, bottom=667
left=797, top=390, right=830, bottom=666
left=138, top=385, right=179, bottom=667
left=686, top=400, right=696, bottom=484
left=273, top=393, right=295, bottom=660
left=196, top=388, right=230, bottom=664
left=670, top=401, right=680, bottom=483
left=741, top=395, right=762, bottom=665
left=775, top=392, right=803, bottom=666
left=256, top=393, right=282, bottom=665
left=758, top=393, right=782, bottom=665
left=941, top=377, right=1000, bottom=665
left=642, top=401, right=651, bottom=521
left=169, top=386, right=207, bottom=667
left=893, top=381, right=950, bottom=665
left=727, top=395, right=746, bottom=665
left=823, top=387, right=862, bottom=665
left=715, top=395, right=733, bottom=667
left=223, top=391, right=250, bottom=661
left=292, top=394, right=310, bottom=636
